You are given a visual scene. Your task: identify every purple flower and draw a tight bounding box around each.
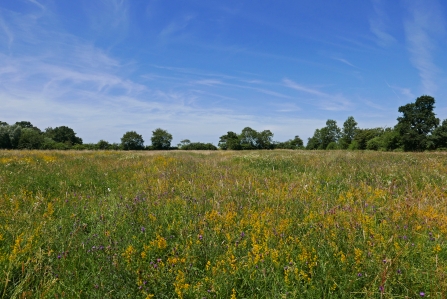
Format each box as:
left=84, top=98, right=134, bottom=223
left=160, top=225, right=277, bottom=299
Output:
left=420, top=292, right=425, bottom=297
left=241, top=231, right=245, bottom=238
left=357, top=273, right=362, bottom=277
left=397, top=269, right=402, bottom=274
left=141, top=227, right=146, bottom=232
left=379, top=286, right=384, bottom=293
left=199, top=234, right=203, bottom=240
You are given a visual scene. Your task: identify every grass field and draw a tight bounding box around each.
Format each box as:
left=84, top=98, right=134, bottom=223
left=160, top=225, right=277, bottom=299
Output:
left=1, top=150, right=447, bottom=298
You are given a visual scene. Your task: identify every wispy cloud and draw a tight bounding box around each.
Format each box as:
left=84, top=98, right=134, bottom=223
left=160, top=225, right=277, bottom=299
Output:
left=159, top=14, right=196, bottom=42
left=332, top=57, right=358, bottom=68
left=27, top=0, right=45, bottom=10
left=403, top=0, right=446, bottom=94
left=369, top=0, right=396, bottom=47
left=283, top=78, right=352, bottom=111
left=0, top=16, right=13, bottom=49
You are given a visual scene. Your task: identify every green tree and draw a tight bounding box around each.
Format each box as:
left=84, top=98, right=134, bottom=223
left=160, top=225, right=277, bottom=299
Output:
left=0, top=121, right=9, bottom=126
left=256, top=130, right=274, bottom=149
left=321, top=119, right=341, bottom=149
left=276, top=136, right=304, bottom=149
left=218, top=132, right=241, bottom=150
left=18, top=128, right=44, bottom=149
left=0, top=125, right=12, bottom=149
left=306, top=129, right=322, bottom=150
left=1, top=125, right=23, bottom=149
left=121, top=131, right=144, bottom=150
left=180, top=142, right=217, bottom=150
left=151, top=128, right=172, bottom=150
left=353, top=128, right=383, bottom=150
left=45, top=126, right=83, bottom=145
left=395, top=95, right=439, bottom=151
left=239, top=127, right=258, bottom=150
left=15, top=121, right=41, bottom=132
left=97, top=140, right=111, bottom=150
left=178, top=139, right=191, bottom=149
left=339, top=116, right=358, bottom=149
left=431, top=119, right=447, bottom=149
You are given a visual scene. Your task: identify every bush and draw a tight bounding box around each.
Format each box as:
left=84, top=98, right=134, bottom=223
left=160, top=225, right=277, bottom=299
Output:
left=326, top=142, right=338, bottom=150
left=348, top=140, right=360, bottom=150
left=366, top=137, right=383, bottom=151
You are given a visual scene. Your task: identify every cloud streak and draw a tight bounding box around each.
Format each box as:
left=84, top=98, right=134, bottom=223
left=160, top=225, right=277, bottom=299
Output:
left=283, top=79, right=352, bottom=111
left=403, top=0, right=446, bottom=94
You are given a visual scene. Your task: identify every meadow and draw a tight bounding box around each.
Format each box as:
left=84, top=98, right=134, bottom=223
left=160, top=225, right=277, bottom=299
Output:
left=1, top=150, right=447, bottom=298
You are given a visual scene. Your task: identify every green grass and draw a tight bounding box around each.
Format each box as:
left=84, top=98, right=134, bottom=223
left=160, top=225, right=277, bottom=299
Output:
left=1, top=150, right=447, bottom=298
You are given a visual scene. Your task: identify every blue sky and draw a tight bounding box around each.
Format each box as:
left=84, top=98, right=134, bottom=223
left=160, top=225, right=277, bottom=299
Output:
left=1, top=0, right=447, bottom=145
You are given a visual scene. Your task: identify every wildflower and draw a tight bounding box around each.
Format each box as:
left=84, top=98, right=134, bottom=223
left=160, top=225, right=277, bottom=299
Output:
left=198, top=234, right=203, bottom=240
left=379, top=286, right=384, bottom=293
left=141, top=227, right=146, bottom=233
left=357, top=273, right=362, bottom=277
left=420, top=292, right=425, bottom=297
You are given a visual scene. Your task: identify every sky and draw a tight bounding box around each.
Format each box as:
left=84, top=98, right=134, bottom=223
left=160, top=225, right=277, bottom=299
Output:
left=1, top=0, right=447, bottom=145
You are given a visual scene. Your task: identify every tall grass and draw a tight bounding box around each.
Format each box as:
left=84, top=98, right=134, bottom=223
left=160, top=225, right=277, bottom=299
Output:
left=1, top=150, right=446, bottom=298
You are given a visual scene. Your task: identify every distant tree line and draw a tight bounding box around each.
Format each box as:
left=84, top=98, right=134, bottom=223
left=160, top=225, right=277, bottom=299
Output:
left=305, top=95, right=447, bottom=151
left=1, top=95, right=447, bottom=151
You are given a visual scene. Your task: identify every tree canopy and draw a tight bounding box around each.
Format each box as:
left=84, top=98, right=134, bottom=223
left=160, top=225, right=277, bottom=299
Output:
left=395, top=95, right=439, bottom=151
left=151, top=128, right=173, bottom=150
left=121, top=131, right=145, bottom=150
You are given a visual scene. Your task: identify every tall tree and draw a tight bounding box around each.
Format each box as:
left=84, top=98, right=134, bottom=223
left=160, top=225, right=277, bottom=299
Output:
left=257, top=130, right=274, bottom=149
left=121, top=131, right=145, bottom=150
left=239, top=127, right=258, bottom=150
left=431, top=119, right=447, bottom=149
left=218, top=131, right=241, bottom=150
left=339, top=116, right=358, bottom=149
left=353, top=128, right=383, bottom=150
left=395, top=95, right=439, bottom=151
left=151, top=128, right=172, bottom=150
left=306, top=129, right=322, bottom=150
left=45, top=126, right=82, bottom=145
left=18, top=128, right=44, bottom=149
left=15, top=121, right=41, bottom=132
left=313, top=119, right=341, bottom=150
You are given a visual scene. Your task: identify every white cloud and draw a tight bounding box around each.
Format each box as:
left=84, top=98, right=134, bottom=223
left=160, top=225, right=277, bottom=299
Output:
left=369, top=0, right=396, bottom=47
left=283, top=78, right=352, bottom=111
left=403, top=0, right=446, bottom=94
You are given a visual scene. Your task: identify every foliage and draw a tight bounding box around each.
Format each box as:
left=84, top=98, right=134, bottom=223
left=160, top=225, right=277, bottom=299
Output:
left=326, top=141, right=338, bottom=150
left=431, top=119, right=447, bottom=149
left=219, top=131, right=241, bottom=150
left=179, top=142, right=217, bottom=150
left=97, top=139, right=111, bottom=150
left=17, top=128, right=44, bottom=149
left=339, top=116, right=358, bottom=149
left=1, top=150, right=447, bottom=297
left=44, top=126, right=83, bottom=145
left=306, top=129, right=322, bottom=150
left=395, top=95, right=439, bottom=151
left=353, top=128, right=383, bottom=150
left=307, top=120, right=341, bottom=150
left=151, top=128, right=173, bottom=150
left=275, top=136, right=304, bottom=149
left=121, top=131, right=145, bottom=150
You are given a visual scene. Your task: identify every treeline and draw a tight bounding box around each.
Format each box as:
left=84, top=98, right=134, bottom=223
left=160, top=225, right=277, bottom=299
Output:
left=306, top=95, right=447, bottom=151
left=1, top=95, right=447, bottom=151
